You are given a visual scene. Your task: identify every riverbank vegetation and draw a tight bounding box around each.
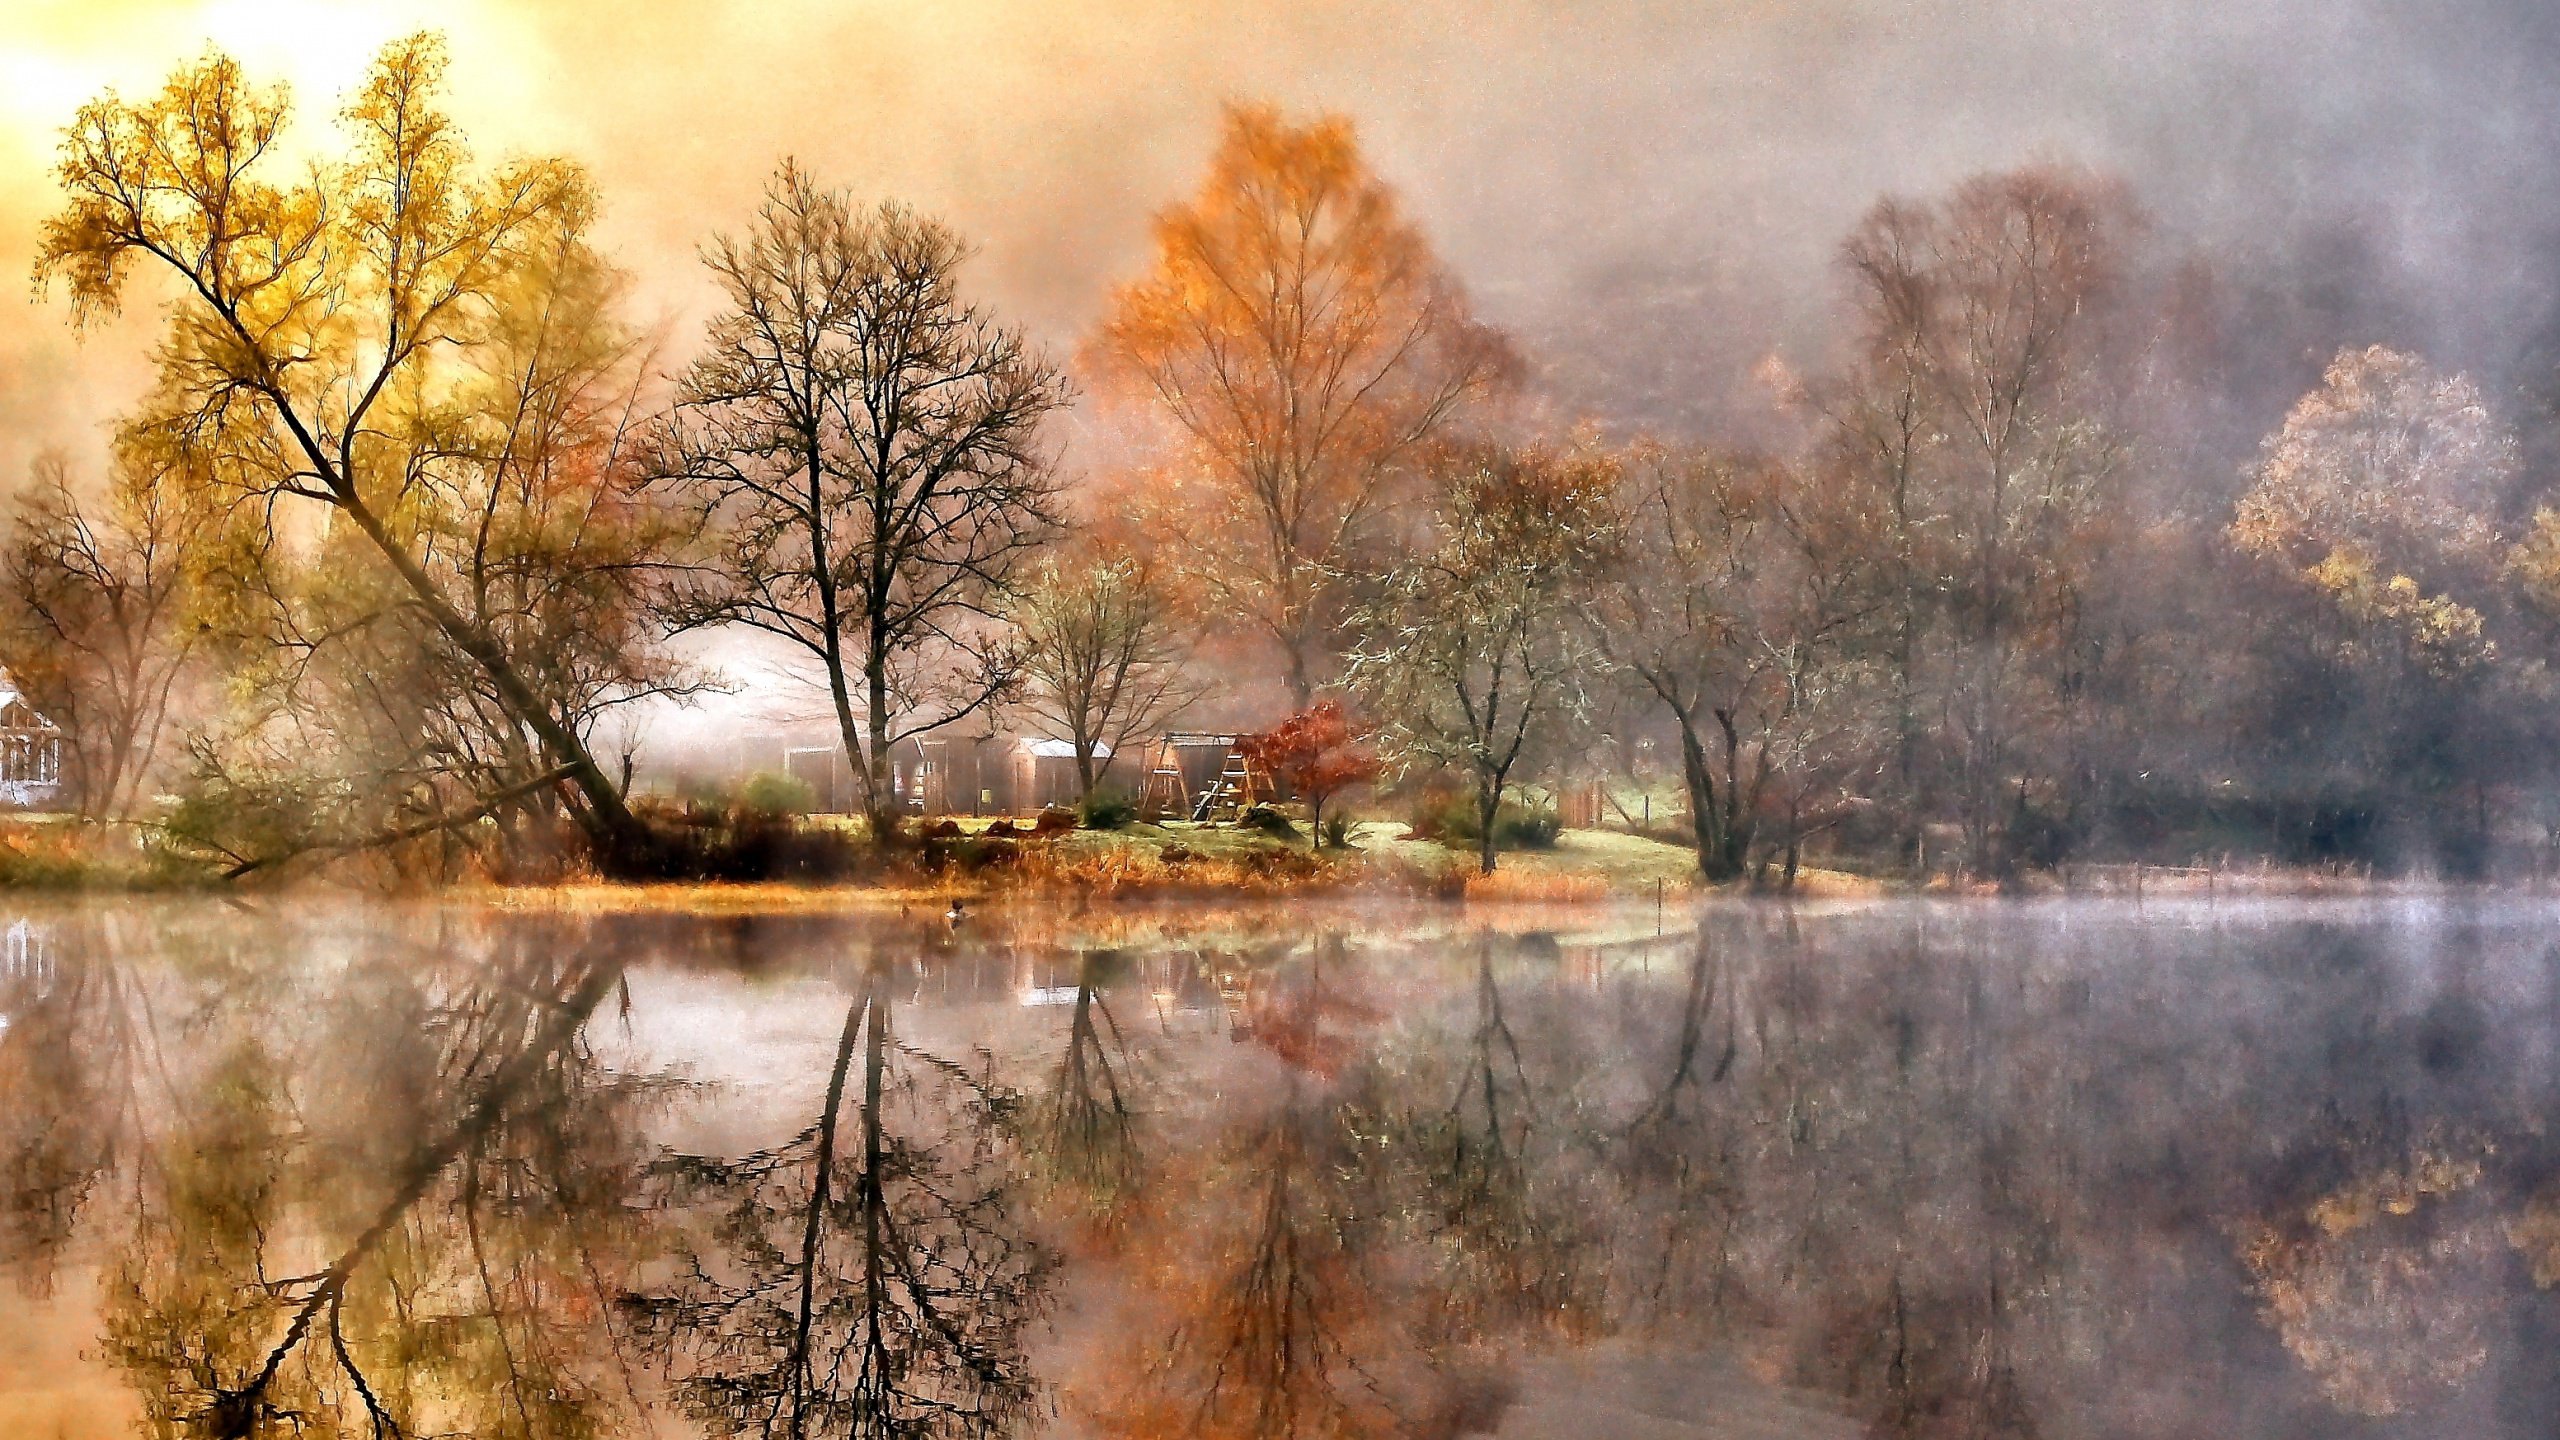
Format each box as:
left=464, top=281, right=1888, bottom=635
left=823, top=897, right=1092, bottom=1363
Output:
left=12, top=35, right=2560, bottom=893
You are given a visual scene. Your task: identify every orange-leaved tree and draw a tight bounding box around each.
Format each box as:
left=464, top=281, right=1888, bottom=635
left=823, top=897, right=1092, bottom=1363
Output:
left=1241, top=701, right=1377, bottom=849
left=1093, top=104, right=1516, bottom=709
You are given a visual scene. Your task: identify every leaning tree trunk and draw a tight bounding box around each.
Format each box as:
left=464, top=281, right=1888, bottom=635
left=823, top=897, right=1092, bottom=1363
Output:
left=337, top=493, right=648, bottom=866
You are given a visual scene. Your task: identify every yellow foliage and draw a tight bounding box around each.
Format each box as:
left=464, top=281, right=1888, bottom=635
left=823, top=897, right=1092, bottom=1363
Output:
left=2505, top=1193, right=2560, bottom=1288
left=2505, top=507, right=2560, bottom=621
left=2231, top=345, right=2511, bottom=573
left=2304, top=1148, right=2483, bottom=1235
left=2301, top=547, right=2492, bottom=677
left=2232, top=346, right=2516, bottom=685
left=2239, top=1145, right=2496, bottom=1416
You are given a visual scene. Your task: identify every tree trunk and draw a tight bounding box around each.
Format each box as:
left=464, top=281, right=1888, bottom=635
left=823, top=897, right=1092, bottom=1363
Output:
left=824, top=676, right=865, bottom=819
left=1713, top=707, right=1756, bottom=879
left=334, top=493, right=647, bottom=866
left=865, top=652, right=898, bottom=844
left=1677, top=718, right=1740, bottom=883
left=1477, top=783, right=1500, bottom=875
left=1890, top=579, right=1924, bottom=879
left=788, top=998, right=866, bottom=1427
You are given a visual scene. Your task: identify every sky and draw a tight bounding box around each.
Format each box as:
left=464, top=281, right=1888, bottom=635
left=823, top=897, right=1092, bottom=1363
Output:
left=11, top=1, right=2560, bottom=464
left=4, top=0, right=2557, bottom=739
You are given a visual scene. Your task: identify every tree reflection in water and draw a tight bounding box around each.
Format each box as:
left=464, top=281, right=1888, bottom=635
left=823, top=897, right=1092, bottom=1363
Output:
left=1022, top=948, right=1144, bottom=1223
left=81, top=914, right=664, bottom=1438
left=629, top=952, right=1050, bottom=1440
left=0, top=914, right=149, bottom=1298
left=4, top=900, right=2560, bottom=1438
left=1082, top=940, right=1415, bottom=1440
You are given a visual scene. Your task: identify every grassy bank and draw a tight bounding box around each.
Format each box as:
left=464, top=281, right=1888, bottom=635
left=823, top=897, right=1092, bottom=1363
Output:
left=8, top=806, right=2395, bottom=905
left=426, top=817, right=1731, bottom=908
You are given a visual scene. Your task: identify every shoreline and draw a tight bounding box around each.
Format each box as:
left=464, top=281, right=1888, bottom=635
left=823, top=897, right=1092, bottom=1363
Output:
left=0, top=811, right=2535, bottom=905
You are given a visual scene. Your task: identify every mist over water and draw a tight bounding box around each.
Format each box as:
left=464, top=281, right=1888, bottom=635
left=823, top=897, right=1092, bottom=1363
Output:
left=4, top=895, right=2558, bottom=1436
left=9, top=11, right=2560, bottom=1431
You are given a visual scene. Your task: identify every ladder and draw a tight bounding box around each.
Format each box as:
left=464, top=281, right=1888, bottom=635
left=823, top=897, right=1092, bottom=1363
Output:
left=1193, top=745, right=1268, bottom=823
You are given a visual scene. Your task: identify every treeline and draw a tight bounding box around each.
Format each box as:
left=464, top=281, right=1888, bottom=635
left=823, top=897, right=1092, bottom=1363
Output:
left=10, top=34, right=2556, bottom=883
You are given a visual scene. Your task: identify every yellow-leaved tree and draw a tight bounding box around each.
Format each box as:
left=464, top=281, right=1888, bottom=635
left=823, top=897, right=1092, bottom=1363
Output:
left=2231, top=345, right=2515, bottom=677
left=35, top=35, right=678, bottom=870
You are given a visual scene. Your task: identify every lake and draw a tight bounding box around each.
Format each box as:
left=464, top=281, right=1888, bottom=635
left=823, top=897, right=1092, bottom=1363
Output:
left=1, top=895, right=2554, bottom=1438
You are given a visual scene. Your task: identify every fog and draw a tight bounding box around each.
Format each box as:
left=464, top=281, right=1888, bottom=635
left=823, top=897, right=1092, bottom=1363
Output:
left=8, top=896, right=2560, bottom=1434
left=9, top=0, right=2560, bottom=474
left=12, top=7, right=2560, bottom=1430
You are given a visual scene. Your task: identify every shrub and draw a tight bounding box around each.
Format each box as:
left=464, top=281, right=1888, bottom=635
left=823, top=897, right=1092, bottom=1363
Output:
left=1408, top=794, right=1561, bottom=851
left=738, top=770, right=817, bottom=816
left=160, top=763, right=337, bottom=872
left=1238, top=803, right=1299, bottom=839
left=627, top=797, right=863, bottom=881
left=1080, top=792, right=1139, bottom=830
left=1497, top=805, right=1563, bottom=850
left=1320, top=813, right=1354, bottom=849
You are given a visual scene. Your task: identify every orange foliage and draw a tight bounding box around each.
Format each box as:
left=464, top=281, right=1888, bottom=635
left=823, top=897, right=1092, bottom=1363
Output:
left=1240, top=702, right=1378, bottom=841
left=2239, top=1145, right=2499, bottom=1416
left=1092, top=104, right=1515, bottom=705
left=1073, top=1114, right=1407, bottom=1440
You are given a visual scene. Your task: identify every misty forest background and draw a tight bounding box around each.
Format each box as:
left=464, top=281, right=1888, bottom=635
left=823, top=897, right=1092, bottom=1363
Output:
left=12, top=5, right=2560, bottom=884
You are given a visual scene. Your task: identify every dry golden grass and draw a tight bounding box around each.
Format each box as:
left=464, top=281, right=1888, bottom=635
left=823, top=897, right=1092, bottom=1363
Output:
left=462, top=881, right=933, bottom=913
left=1785, top=866, right=1891, bottom=897
left=292, top=822, right=1824, bottom=913
left=1456, top=868, right=1616, bottom=904
left=1001, top=839, right=1354, bottom=897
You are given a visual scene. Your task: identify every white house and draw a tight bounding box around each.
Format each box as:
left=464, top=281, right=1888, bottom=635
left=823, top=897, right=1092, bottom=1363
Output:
left=0, top=681, right=62, bottom=810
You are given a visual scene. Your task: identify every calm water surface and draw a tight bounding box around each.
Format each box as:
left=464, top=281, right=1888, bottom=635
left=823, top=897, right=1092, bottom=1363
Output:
left=1, top=895, right=2556, bottom=1438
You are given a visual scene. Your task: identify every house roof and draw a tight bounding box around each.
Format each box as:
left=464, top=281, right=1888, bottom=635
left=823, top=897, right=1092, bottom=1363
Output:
left=0, top=688, right=56, bottom=729
left=1018, top=738, right=1110, bottom=759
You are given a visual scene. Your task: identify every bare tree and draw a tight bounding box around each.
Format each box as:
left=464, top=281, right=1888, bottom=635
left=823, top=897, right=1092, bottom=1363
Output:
left=1350, top=445, right=1616, bottom=874
left=0, top=448, right=209, bottom=819
left=658, top=163, right=1066, bottom=841
left=1010, top=552, right=1198, bottom=801
left=1593, top=445, right=1874, bottom=882
left=1817, top=168, right=2130, bottom=876
left=1093, top=104, right=1516, bottom=708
